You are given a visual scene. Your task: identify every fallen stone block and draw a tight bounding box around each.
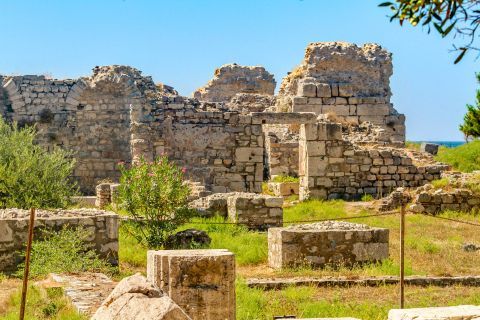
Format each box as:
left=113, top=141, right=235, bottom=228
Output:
left=388, top=305, right=480, bottom=320
left=92, top=273, right=191, bottom=320
left=420, top=142, right=440, bottom=155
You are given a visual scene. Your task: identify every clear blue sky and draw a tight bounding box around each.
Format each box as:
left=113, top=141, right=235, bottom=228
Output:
left=0, top=0, right=477, bottom=141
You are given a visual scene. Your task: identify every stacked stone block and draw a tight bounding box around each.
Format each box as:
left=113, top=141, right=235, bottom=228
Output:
left=413, top=189, right=480, bottom=214
left=147, top=249, right=235, bottom=320
left=268, top=221, right=389, bottom=269
left=227, top=193, right=284, bottom=230
left=299, top=122, right=447, bottom=200
left=267, top=182, right=300, bottom=197
left=265, top=133, right=299, bottom=177
left=95, top=183, right=112, bottom=209
left=0, top=208, right=119, bottom=272
left=291, top=80, right=404, bottom=143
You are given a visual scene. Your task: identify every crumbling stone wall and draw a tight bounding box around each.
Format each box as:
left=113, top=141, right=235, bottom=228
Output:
left=0, top=208, right=119, bottom=272
left=193, top=63, right=276, bottom=102
left=0, top=66, right=155, bottom=193
left=299, top=122, right=447, bottom=200
left=277, top=42, right=405, bottom=144
left=1, top=67, right=267, bottom=194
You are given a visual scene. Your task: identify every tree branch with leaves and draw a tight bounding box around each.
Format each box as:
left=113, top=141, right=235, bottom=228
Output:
left=380, top=0, right=480, bottom=63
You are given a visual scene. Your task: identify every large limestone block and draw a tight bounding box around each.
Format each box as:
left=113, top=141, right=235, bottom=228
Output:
left=388, top=305, right=480, bottom=320
left=92, top=273, right=191, bottom=320
left=147, top=249, right=236, bottom=320
left=268, top=222, right=389, bottom=269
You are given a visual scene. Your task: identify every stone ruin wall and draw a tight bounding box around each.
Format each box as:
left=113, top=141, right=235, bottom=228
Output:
left=0, top=208, right=119, bottom=272
left=299, top=122, right=447, bottom=200
left=276, top=42, right=405, bottom=145
left=0, top=42, right=417, bottom=198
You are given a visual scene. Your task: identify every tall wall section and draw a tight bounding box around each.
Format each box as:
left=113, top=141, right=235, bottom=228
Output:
left=277, top=42, right=405, bottom=144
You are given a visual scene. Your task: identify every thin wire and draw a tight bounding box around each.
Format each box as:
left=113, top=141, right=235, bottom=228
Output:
left=420, top=213, right=480, bottom=227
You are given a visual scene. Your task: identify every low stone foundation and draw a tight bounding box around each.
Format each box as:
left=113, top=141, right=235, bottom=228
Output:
left=411, top=187, right=480, bottom=214
left=227, top=193, right=284, bottom=230
left=388, top=305, right=480, bottom=320
left=267, top=181, right=300, bottom=197
left=268, top=221, right=389, bottom=269
left=0, top=208, right=119, bottom=272
left=147, top=249, right=235, bottom=320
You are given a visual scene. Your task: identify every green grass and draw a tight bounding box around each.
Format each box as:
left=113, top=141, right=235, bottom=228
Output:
left=0, top=285, right=86, bottom=320
left=405, top=141, right=421, bottom=151
left=431, top=178, right=450, bottom=189
left=236, top=280, right=480, bottom=320
left=271, top=175, right=299, bottom=183
left=119, top=216, right=268, bottom=271
left=283, top=199, right=347, bottom=223
left=435, top=140, right=480, bottom=172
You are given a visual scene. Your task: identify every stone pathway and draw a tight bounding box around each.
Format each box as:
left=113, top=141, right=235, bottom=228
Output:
left=49, top=273, right=116, bottom=316
left=247, top=275, right=480, bottom=290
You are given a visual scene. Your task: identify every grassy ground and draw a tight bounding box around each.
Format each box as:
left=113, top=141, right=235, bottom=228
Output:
left=236, top=281, right=480, bottom=320
left=3, top=199, right=480, bottom=319
left=435, top=140, right=480, bottom=172
left=0, top=282, right=86, bottom=320
left=119, top=199, right=480, bottom=278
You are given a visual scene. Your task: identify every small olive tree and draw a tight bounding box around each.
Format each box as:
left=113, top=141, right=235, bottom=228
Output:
left=0, top=118, right=77, bottom=209
left=116, top=156, right=193, bottom=248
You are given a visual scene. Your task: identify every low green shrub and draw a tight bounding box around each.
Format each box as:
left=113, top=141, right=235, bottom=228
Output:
left=361, top=194, right=374, bottom=202
left=272, top=175, right=299, bottom=183
left=116, top=156, right=195, bottom=248
left=16, top=226, right=113, bottom=278
left=431, top=178, right=450, bottom=189
left=0, top=117, right=77, bottom=209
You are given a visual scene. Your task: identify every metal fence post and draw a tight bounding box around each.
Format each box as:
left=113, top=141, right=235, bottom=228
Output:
left=400, top=204, right=405, bottom=309
left=19, top=207, right=35, bottom=320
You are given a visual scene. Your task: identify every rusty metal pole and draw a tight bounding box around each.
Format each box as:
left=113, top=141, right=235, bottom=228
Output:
left=400, top=204, right=405, bottom=309
left=19, top=207, right=35, bottom=320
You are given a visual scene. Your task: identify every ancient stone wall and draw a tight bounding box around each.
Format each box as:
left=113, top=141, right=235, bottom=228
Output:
left=155, top=100, right=265, bottom=193
left=265, top=133, right=299, bottom=178
left=193, top=63, right=276, bottom=102
left=227, top=192, right=283, bottom=230
left=0, top=208, right=119, bottom=272
left=277, top=42, right=405, bottom=144
left=299, top=122, right=447, bottom=200
left=0, top=67, right=267, bottom=194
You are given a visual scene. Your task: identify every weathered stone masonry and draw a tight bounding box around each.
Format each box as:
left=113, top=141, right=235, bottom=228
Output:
left=299, top=121, right=447, bottom=200
left=0, top=208, right=119, bottom=272
left=1, top=42, right=440, bottom=200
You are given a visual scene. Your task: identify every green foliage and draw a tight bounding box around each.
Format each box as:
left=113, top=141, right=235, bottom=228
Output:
left=435, top=140, right=480, bottom=172
left=116, top=156, right=194, bottom=248
left=431, top=178, right=450, bottom=189
left=272, top=175, right=299, bottom=183
left=2, top=285, right=86, bottom=320
left=283, top=199, right=347, bottom=223
left=0, top=118, right=77, bottom=209
left=361, top=194, right=374, bottom=202
left=380, top=0, right=479, bottom=63
left=16, top=226, right=113, bottom=278
left=460, top=73, right=480, bottom=139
